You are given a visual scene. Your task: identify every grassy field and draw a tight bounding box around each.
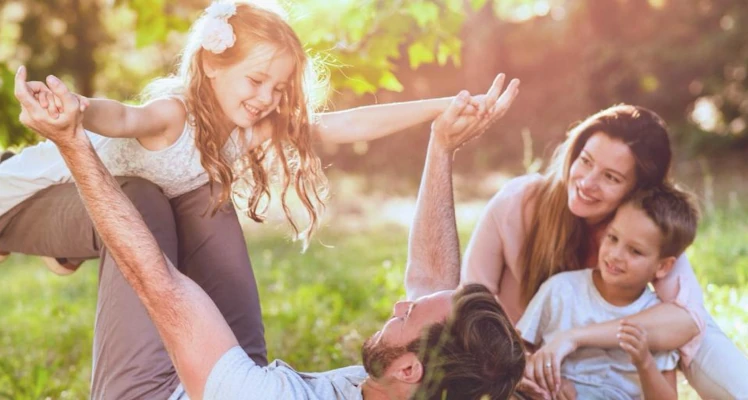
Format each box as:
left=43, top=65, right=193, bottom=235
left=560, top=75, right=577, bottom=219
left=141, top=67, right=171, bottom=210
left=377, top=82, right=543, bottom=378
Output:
left=0, top=175, right=746, bottom=399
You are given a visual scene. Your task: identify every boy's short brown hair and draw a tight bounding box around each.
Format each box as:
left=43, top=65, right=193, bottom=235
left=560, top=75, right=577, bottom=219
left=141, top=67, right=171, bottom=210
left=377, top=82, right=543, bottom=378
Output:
left=624, top=184, right=700, bottom=258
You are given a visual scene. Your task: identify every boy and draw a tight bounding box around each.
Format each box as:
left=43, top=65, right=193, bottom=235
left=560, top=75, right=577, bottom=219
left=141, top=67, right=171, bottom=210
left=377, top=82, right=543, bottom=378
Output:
left=517, top=185, right=699, bottom=399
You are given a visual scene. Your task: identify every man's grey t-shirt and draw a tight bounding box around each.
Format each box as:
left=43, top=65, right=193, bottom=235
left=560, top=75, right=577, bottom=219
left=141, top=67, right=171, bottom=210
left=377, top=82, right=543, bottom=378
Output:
left=169, top=346, right=367, bottom=400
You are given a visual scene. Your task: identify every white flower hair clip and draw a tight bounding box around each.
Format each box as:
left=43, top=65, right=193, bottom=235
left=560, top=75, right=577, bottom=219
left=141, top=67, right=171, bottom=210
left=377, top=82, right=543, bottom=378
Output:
left=200, top=1, right=237, bottom=54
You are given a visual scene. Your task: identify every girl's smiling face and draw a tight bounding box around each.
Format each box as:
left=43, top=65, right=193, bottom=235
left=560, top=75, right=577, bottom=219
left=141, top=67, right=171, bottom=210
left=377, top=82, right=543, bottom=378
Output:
left=205, top=43, right=294, bottom=129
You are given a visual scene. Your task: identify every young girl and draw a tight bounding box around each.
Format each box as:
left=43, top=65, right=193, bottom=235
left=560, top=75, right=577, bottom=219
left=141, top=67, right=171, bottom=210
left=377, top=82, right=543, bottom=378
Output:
left=1, top=0, right=500, bottom=273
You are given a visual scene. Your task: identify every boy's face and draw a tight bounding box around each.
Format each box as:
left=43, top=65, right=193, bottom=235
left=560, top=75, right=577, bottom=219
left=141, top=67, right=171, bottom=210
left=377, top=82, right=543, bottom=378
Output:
left=598, top=203, right=671, bottom=290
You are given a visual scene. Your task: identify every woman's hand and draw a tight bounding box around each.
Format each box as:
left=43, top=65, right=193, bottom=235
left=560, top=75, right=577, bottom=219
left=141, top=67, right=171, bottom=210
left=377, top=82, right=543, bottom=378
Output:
left=525, top=333, right=578, bottom=395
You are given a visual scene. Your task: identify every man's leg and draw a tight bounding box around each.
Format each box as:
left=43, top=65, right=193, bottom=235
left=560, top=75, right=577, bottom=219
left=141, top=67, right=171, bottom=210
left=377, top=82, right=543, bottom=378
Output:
left=170, top=184, right=267, bottom=365
left=92, top=178, right=182, bottom=399
left=0, top=178, right=180, bottom=399
left=0, top=185, right=100, bottom=259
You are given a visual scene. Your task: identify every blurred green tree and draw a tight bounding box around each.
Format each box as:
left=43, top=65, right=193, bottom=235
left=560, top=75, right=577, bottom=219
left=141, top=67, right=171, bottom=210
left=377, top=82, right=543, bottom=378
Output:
left=579, top=0, right=748, bottom=151
left=1, top=0, right=746, bottom=159
left=0, top=0, right=107, bottom=147
left=0, top=0, right=472, bottom=147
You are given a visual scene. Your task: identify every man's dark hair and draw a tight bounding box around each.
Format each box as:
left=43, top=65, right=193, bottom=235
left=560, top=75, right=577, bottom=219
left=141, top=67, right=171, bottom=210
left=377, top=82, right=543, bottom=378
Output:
left=410, top=284, right=526, bottom=400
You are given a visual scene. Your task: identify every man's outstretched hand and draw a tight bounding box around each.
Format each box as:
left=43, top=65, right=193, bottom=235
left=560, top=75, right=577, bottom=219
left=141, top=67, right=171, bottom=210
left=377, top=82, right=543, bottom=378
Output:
left=14, top=66, right=88, bottom=149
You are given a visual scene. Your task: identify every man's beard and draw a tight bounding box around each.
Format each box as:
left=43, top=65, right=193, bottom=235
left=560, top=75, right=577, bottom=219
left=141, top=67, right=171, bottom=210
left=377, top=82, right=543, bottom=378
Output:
left=361, top=334, right=408, bottom=379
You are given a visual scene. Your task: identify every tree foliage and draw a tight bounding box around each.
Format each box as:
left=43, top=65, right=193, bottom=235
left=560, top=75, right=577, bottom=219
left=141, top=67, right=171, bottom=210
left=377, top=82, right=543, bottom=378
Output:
left=1, top=0, right=746, bottom=157
left=0, top=0, right=470, bottom=146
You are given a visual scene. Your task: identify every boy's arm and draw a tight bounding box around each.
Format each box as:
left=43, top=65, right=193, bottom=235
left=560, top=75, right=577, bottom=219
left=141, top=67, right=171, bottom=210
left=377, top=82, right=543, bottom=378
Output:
left=638, top=365, right=677, bottom=400
left=313, top=74, right=507, bottom=144
left=618, top=320, right=677, bottom=400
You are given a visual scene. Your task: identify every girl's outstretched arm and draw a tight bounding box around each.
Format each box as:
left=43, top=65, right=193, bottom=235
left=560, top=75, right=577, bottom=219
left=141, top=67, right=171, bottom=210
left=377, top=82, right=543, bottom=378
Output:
left=82, top=98, right=187, bottom=144
left=32, top=79, right=186, bottom=143
left=314, top=73, right=508, bottom=144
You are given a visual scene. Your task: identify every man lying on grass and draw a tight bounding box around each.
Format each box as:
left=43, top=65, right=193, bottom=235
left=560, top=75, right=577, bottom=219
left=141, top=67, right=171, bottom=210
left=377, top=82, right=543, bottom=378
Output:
left=15, top=70, right=524, bottom=400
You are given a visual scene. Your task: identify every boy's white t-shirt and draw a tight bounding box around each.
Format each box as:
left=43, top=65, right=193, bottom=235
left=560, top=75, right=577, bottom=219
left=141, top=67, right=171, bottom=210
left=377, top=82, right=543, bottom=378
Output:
left=517, top=269, right=679, bottom=400
left=0, top=122, right=252, bottom=217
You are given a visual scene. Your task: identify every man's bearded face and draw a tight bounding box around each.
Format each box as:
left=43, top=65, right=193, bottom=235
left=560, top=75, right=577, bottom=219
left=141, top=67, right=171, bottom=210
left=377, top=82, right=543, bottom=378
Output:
left=361, top=333, right=409, bottom=378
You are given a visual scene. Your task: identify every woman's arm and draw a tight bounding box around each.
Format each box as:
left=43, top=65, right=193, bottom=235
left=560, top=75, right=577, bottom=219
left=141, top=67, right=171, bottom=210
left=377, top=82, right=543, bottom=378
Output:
left=313, top=74, right=507, bottom=144
left=460, top=189, right=508, bottom=293
left=461, top=172, right=537, bottom=293
left=564, top=303, right=698, bottom=352
left=82, top=98, right=186, bottom=142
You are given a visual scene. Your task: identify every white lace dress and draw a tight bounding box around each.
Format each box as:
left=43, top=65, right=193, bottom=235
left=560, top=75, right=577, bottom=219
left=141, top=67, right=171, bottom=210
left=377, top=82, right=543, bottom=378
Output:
left=0, top=122, right=253, bottom=217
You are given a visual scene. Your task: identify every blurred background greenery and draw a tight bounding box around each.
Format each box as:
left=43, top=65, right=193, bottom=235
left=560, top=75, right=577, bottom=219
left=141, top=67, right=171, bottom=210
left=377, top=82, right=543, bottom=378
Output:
left=0, top=0, right=746, bottom=398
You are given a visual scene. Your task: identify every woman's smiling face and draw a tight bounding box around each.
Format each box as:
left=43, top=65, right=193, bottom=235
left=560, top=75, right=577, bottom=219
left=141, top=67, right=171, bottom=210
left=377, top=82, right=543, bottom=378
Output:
left=567, top=132, right=638, bottom=225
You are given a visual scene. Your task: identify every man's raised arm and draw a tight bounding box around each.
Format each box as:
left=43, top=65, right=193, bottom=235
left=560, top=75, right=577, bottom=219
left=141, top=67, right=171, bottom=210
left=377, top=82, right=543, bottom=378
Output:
left=14, top=67, right=236, bottom=400
left=405, top=75, right=519, bottom=300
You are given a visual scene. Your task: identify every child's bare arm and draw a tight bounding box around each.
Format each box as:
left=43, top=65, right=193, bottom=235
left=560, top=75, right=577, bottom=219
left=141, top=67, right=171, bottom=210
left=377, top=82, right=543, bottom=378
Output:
left=619, top=321, right=677, bottom=400
left=82, top=98, right=186, bottom=143
left=312, top=73, right=509, bottom=144
left=27, top=79, right=185, bottom=143
left=639, top=367, right=677, bottom=400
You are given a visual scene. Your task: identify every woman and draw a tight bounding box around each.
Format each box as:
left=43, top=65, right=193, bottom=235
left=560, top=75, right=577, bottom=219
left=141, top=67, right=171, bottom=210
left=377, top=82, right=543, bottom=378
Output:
left=462, top=104, right=748, bottom=398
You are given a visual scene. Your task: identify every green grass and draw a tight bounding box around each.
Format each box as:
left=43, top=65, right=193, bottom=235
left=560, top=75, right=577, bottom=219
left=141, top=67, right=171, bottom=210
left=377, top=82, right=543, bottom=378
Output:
left=0, top=256, right=95, bottom=399
left=0, top=203, right=746, bottom=399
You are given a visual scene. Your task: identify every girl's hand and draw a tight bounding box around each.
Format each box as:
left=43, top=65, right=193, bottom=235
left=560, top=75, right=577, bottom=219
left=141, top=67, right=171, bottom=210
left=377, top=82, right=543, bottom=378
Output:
left=618, top=320, right=654, bottom=370
left=27, top=80, right=59, bottom=118
left=525, top=334, right=577, bottom=395
left=431, top=76, right=519, bottom=152
left=15, top=68, right=88, bottom=147
left=28, top=80, right=89, bottom=119
left=466, top=73, right=511, bottom=118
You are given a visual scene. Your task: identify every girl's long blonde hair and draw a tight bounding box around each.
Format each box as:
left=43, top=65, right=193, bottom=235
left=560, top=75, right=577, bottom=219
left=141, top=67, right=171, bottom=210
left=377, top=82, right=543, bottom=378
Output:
left=142, top=1, right=328, bottom=248
left=518, top=105, right=673, bottom=306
